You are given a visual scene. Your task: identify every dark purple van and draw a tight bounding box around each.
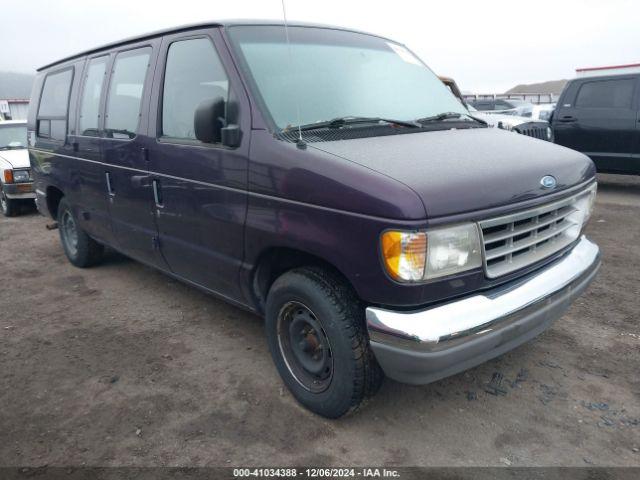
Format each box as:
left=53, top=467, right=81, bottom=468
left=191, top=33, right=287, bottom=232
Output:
left=28, top=21, right=600, bottom=418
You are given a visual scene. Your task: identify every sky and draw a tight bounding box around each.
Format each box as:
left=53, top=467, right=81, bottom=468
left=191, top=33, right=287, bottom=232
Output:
left=2, top=0, right=639, bottom=92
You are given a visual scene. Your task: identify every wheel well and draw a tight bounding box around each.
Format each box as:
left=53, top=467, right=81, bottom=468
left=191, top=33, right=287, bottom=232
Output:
left=252, top=247, right=356, bottom=313
left=46, top=186, right=64, bottom=219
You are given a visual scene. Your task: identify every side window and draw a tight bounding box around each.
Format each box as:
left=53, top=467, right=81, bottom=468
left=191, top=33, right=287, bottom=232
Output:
left=575, top=78, right=635, bottom=108
left=37, top=68, right=73, bottom=141
left=162, top=37, right=229, bottom=140
left=79, top=56, right=108, bottom=137
left=105, top=47, right=151, bottom=139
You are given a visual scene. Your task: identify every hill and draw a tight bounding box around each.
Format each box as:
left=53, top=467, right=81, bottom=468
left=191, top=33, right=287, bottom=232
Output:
left=0, top=71, right=35, bottom=99
left=506, top=79, right=568, bottom=95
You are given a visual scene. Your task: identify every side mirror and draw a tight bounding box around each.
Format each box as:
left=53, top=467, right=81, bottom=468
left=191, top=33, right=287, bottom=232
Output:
left=221, top=124, right=241, bottom=148
left=194, top=96, right=226, bottom=143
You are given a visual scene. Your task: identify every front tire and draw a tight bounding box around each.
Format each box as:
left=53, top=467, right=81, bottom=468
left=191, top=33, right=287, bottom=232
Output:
left=1, top=187, right=17, bottom=217
left=57, top=197, right=104, bottom=267
left=265, top=267, right=383, bottom=418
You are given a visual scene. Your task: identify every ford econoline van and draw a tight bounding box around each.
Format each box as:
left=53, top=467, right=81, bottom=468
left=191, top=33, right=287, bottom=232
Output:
left=28, top=21, right=600, bottom=418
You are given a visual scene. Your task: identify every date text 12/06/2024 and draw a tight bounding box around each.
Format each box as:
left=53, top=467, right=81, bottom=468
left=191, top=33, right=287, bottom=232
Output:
left=233, top=468, right=401, bottom=478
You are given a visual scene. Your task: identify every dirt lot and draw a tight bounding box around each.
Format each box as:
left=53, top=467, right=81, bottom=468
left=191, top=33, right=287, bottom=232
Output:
left=1, top=173, right=639, bottom=467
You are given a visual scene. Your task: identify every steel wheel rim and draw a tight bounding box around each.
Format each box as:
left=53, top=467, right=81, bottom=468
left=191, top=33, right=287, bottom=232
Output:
left=61, top=210, right=79, bottom=257
left=277, top=301, right=333, bottom=393
left=0, top=192, right=7, bottom=213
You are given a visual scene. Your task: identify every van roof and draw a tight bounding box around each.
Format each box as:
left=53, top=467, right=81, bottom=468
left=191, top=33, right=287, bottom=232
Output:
left=37, top=20, right=386, bottom=72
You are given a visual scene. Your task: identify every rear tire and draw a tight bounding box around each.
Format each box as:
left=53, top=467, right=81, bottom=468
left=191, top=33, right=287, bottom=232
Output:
left=1, top=187, right=17, bottom=217
left=57, top=197, right=104, bottom=267
left=265, top=267, right=383, bottom=418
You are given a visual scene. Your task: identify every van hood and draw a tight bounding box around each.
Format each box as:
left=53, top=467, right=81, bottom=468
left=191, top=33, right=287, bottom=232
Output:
left=310, top=128, right=595, bottom=219
left=0, top=148, right=30, bottom=170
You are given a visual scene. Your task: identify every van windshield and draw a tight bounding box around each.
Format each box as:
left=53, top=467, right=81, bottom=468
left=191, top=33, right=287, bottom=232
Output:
left=228, top=26, right=468, bottom=131
left=0, top=125, right=27, bottom=150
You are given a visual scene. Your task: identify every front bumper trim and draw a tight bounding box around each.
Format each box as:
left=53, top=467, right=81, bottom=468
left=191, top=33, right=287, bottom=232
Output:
left=3, top=182, right=36, bottom=199
left=366, top=236, right=600, bottom=384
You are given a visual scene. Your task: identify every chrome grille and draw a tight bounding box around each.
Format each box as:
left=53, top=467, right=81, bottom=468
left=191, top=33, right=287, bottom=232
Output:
left=514, top=123, right=549, bottom=141
left=479, top=187, right=593, bottom=278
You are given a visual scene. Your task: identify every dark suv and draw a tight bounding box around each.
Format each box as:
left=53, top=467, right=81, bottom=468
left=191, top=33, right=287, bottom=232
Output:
left=28, top=21, right=600, bottom=418
left=552, top=74, right=640, bottom=174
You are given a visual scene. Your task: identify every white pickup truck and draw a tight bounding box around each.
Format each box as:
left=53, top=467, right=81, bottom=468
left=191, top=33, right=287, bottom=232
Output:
left=0, top=120, right=35, bottom=216
left=440, top=76, right=552, bottom=141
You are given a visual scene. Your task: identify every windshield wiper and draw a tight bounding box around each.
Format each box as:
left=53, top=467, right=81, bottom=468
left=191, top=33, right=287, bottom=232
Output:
left=287, top=116, right=419, bottom=132
left=416, top=112, right=487, bottom=126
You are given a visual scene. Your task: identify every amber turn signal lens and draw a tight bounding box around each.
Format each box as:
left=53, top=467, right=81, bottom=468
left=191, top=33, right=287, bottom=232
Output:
left=3, top=170, right=13, bottom=184
left=381, top=231, right=427, bottom=282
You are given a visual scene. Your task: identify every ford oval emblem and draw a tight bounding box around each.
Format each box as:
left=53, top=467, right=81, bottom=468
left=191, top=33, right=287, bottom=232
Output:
left=540, top=175, right=557, bottom=189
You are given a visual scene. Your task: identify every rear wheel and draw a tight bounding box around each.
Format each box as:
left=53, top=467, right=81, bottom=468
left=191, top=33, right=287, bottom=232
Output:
left=57, top=197, right=104, bottom=267
left=0, top=186, right=17, bottom=217
left=265, top=267, right=383, bottom=418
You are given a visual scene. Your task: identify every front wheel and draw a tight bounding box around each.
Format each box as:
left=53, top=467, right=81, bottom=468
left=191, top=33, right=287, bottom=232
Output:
left=57, top=197, right=104, bottom=267
left=0, top=186, right=17, bottom=217
left=265, top=267, right=383, bottom=418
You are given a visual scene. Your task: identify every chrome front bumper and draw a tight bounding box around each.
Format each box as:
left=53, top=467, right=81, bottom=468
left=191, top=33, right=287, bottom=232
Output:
left=3, top=182, right=36, bottom=200
left=366, top=236, right=600, bottom=385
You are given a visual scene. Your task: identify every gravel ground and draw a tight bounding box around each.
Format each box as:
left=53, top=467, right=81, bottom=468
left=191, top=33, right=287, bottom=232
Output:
left=0, top=173, right=639, bottom=467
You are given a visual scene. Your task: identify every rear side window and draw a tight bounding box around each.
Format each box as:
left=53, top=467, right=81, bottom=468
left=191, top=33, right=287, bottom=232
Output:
left=37, top=68, right=73, bottom=140
left=493, top=100, right=511, bottom=110
left=473, top=101, right=491, bottom=111
left=161, top=38, right=229, bottom=140
left=575, top=78, right=635, bottom=108
left=105, top=47, right=151, bottom=139
left=79, top=56, right=108, bottom=136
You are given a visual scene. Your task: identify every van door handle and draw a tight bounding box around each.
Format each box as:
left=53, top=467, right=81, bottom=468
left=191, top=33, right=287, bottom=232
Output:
left=105, top=172, right=115, bottom=197
left=131, top=174, right=152, bottom=188
left=559, top=116, right=577, bottom=123
left=152, top=179, right=163, bottom=208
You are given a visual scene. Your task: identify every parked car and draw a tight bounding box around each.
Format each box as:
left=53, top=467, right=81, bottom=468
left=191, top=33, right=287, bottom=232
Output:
left=0, top=119, right=35, bottom=216
left=469, top=98, right=535, bottom=117
left=29, top=21, right=600, bottom=418
left=468, top=105, right=552, bottom=140
left=440, top=77, right=551, bottom=141
left=552, top=74, right=639, bottom=174
left=531, top=103, right=555, bottom=121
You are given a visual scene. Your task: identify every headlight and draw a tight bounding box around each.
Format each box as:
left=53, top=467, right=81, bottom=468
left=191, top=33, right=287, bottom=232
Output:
left=578, top=183, right=597, bottom=225
left=381, top=223, right=482, bottom=282
left=12, top=169, right=30, bottom=183
left=565, top=183, right=597, bottom=240
left=381, top=231, right=427, bottom=281
left=546, top=127, right=552, bottom=140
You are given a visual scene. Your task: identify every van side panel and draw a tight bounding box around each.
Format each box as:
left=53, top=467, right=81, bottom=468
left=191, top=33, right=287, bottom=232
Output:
left=100, top=41, right=169, bottom=268
left=144, top=28, right=252, bottom=303
left=29, top=60, right=89, bottom=227
left=68, top=54, right=117, bottom=245
left=28, top=73, right=48, bottom=214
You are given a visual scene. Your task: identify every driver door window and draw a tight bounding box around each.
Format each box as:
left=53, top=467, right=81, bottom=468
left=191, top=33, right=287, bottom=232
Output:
left=161, top=37, right=229, bottom=141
